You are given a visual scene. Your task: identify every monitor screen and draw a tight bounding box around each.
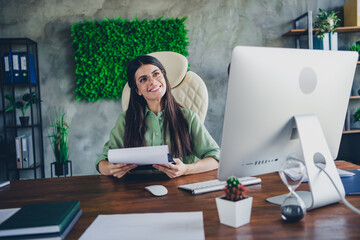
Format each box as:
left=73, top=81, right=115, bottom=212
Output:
left=218, top=46, right=357, bottom=182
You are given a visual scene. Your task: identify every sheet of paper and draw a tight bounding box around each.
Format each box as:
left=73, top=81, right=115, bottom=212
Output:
left=79, top=212, right=205, bottom=240
left=0, top=208, right=20, bottom=224
left=108, top=145, right=169, bottom=165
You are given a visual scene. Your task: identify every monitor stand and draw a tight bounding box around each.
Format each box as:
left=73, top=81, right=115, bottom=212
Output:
left=266, top=114, right=345, bottom=210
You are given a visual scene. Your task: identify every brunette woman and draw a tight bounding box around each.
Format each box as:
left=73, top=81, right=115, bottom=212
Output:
left=96, top=55, right=219, bottom=178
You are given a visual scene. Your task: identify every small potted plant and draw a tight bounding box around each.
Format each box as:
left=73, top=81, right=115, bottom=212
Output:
left=48, top=110, right=71, bottom=176
left=216, top=176, right=253, bottom=228
left=313, top=8, right=341, bottom=50
left=349, top=43, right=360, bottom=61
left=4, top=92, right=41, bottom=126
left=353, top=108, right=360, bottom=124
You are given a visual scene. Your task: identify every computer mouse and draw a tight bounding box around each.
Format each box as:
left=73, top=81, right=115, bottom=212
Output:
left=145, top=185, right=168, bottom=196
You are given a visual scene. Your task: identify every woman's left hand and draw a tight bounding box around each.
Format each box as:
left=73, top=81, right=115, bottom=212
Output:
left=153, top=158, right=189, bottom=178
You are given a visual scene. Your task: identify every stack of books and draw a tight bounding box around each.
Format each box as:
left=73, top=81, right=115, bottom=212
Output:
left=0, top=200, right=81, bottom=240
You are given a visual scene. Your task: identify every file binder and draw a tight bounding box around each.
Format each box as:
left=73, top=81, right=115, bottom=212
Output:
left=341, top=169, right=360, bottom=195
left=11, top=53, right=21, bottom=83
left=15, top=137, right=22, bottom=169
left=19, top=52, right=37, bottom=84
left=22, top=135, right=34, bottom=168
left=21, top=136, right=29, bottom=168
left=3, top=52, right=12, bottom=83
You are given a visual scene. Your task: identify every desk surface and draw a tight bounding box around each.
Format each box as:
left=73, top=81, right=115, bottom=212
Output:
left=0, top=161, right=359, bottom=240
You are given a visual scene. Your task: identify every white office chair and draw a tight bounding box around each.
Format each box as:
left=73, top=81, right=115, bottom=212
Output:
left=121, top=51, right=209, bottom=123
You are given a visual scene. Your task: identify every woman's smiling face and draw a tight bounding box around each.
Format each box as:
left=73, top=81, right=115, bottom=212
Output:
left=134, top=64, right=167, bottom=104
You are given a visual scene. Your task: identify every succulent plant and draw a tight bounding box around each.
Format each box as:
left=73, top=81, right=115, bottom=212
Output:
left=224, top=176, right=247, bottom=201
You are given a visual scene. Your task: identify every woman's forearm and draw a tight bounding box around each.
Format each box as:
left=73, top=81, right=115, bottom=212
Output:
left=185, top=157, right=219, bottom=175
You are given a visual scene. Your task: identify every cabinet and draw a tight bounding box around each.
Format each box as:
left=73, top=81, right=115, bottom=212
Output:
left=0, top=38, right=44, bottom=180
left=284, top=12, right=360, bottom=163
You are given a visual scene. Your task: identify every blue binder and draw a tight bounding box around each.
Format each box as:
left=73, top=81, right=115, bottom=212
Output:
left=11, top=53, right=21, bottom=83
left=3, top=52, right=12, bottom=83
left=18, top=52, right=37, bottom=84
left=341, top=169, right=360, bottom=195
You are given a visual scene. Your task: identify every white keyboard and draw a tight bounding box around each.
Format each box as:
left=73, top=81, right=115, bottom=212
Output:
left=178, top=176, right=261, bottom=195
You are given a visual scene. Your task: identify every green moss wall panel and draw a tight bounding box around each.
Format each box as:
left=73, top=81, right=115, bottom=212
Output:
left=71, top=17, right=189, bottom=101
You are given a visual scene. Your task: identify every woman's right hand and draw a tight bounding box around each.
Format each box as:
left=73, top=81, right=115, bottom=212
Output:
left=98, top=160, right=137, bottom=178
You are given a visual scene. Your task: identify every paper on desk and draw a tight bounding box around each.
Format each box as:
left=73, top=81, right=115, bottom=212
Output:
left=108, top=145, right=169, bottom=165
left=285, top=163, right=355, bottom=182
left=79, top=212, right=205, bottom=240
left=0, top=208, right=20, bottom=224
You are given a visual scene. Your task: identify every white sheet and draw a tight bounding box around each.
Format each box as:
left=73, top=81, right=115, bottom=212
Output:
left=79, top=212, right=205, bottom=240
left=108, top=145, right=169, bottom=165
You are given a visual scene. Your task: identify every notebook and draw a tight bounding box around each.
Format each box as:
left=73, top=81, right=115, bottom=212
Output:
left=0, top=200, right=80, bottom=237
left=0, top=209, right=82, bottom=240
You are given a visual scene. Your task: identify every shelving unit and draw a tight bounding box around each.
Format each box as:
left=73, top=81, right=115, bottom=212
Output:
left=284, top=26, right=360, bottom=37
left=285, top=11, right=360, bottom=132
left=0, top=38, right=44, bottom=180
left=284, top=12, right=360, bottom=164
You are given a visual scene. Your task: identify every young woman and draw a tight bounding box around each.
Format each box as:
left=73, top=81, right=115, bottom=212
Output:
left=96, top=55, right=220, bottom=178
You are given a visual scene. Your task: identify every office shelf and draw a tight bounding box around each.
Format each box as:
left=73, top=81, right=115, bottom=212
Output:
left=0, top=38, right=45, bottom=180
left=7, top=162, right=41, bottom=171
left=283, top=26, right=360, bottom=37
left=343, top=129, right=360, bottom=134
left=5, top=123, right=41, bottom=129
left=350, top=96, right=360, bottom=100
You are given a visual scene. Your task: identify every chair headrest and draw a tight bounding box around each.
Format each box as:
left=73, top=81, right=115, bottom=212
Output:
left=148, top=51, right=188, bottom=88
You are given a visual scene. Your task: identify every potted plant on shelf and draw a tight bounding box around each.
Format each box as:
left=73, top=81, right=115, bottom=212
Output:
left=216, top=176, right=253, bottom=228
left=5, top=92, right=41, bottom=126
left=313, top=8, right=341, bottom=50
left=349, top=43, right=360, bottom=61
left=48, top=110, right=71, bottom=176
left=353, top=108, right=360, bottom=125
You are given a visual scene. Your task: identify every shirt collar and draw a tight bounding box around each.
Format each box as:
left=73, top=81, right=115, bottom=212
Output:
left=145, top=106, right=164, bottom=118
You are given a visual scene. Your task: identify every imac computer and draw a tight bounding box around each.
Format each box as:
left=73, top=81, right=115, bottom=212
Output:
left=218, top=46, right=358, bottom=210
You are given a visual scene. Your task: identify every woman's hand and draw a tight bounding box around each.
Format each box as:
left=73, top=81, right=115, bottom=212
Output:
left=153, top=157, right=218, bottom=178
left=98, top=160, right=137, bottom=178
left=153, top=158, right=189, bottom=178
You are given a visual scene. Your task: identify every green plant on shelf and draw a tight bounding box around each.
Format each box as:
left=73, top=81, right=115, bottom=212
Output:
left=353, top=108, right=360, bottom=123
left=4, top=92, right=41, bottom=117
left=313, top=8, right=341, bottom=40
left=349, top=43, right=360, bottom=61
left=349, top=43, right=360, bottom=53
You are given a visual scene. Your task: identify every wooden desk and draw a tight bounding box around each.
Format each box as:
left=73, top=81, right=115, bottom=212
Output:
left=0, top=161, right=359, bottom=239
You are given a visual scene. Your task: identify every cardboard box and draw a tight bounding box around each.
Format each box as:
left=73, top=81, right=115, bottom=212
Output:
left=344, top=0, right=360, bottom=26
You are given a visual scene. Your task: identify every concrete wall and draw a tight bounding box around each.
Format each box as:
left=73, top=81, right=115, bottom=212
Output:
left=0, top=0, right=351, bottom=177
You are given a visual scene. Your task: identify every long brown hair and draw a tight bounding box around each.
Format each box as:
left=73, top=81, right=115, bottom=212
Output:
left=124, top=55, right=192, bottom=160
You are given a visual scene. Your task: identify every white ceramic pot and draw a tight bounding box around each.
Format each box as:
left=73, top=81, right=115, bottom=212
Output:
left=216, top=196, right=253, bottom=228
left=313, top=32, right=338, bottom=51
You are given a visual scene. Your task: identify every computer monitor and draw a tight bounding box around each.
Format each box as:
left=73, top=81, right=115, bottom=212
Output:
left=218, top=46, right=358, bottom=210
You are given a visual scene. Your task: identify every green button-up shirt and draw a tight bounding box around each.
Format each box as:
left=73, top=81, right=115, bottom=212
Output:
left=96, top=107, right=220, bottom=171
